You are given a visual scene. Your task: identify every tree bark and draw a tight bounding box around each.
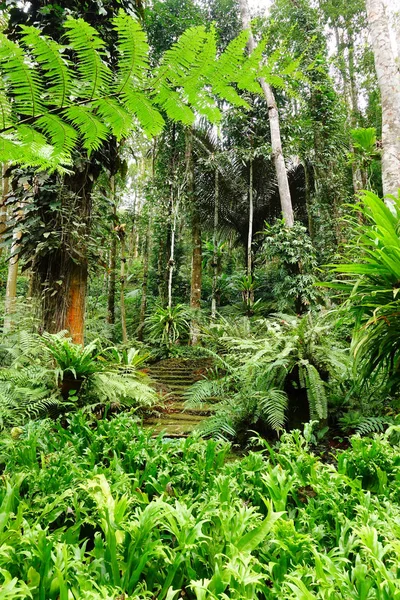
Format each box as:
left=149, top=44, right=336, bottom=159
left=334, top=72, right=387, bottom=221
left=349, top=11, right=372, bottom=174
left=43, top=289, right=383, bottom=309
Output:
left=239, top=0, right=294, bottom=226
left=211, top=168, right=219, bottom=320
left=366, top=0, right=400, bottom=197
left=64, top=261, right=87, bottom=345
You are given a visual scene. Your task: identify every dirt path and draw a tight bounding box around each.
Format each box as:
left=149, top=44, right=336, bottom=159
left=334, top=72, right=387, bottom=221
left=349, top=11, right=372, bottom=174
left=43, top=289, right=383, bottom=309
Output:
left=144, top=358, right=213, bottom=437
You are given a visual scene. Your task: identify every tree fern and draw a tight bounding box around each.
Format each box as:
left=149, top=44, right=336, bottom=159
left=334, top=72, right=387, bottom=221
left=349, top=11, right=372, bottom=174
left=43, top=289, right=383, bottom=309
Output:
left=0, top=11, right=305, bottom=169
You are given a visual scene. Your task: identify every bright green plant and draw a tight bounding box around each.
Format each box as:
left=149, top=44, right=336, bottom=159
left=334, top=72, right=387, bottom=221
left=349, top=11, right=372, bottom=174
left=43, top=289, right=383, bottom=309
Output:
left=186, top=313, right=348, bottom=438
left=1, top=415, right=400, bottom=598
left=323, top=190, right=400, bottom=391
left=262, top=220, right=319, bottom=313
left=0, top=331, right=157, bottom=426
left=147, top=304, right=191, bottom=349
left=0, top=11, right=304, bottom=170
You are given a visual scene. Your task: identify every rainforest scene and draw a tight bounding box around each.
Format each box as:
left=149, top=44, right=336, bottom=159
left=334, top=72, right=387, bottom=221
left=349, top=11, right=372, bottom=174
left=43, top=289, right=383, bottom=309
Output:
left=0, top=0, right=399, bottom=597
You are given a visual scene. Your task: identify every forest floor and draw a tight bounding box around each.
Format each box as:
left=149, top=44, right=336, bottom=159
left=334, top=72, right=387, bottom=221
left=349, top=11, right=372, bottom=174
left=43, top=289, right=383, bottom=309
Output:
left=143, top=358, right=214, bottom=436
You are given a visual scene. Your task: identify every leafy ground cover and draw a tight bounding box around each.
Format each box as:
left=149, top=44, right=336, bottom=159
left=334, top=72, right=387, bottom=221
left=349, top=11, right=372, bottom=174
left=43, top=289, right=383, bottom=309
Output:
left=1, top=413, right=400, bottom=599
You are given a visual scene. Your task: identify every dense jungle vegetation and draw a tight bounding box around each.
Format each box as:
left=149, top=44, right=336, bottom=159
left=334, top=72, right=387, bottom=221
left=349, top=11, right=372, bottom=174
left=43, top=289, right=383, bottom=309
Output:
left=0, top=0, right=400, bottom=597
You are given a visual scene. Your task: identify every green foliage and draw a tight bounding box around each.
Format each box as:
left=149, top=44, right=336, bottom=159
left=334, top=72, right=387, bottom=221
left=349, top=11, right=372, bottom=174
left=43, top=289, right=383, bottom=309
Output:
left=1, top=416, right=400, bottom=597
left=323, top=190, right=400, bottom=391
left=262, top=220, right=319, bottom=313
left=0, top=11, right=303, bottom=170
left=186, top=313, right=348, bottom=438
left=147, top=304, right=191, bottom=349
left=0, top=331, right=157, bottom=427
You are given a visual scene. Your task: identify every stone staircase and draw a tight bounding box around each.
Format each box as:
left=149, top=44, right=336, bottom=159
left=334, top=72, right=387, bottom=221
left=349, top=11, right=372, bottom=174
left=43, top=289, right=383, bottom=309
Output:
left=144, top=358, right=214, bottom=437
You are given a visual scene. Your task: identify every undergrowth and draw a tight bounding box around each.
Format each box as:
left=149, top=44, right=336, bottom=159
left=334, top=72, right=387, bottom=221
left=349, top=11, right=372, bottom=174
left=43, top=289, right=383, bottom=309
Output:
left=1, top=413, right=400, bottom=598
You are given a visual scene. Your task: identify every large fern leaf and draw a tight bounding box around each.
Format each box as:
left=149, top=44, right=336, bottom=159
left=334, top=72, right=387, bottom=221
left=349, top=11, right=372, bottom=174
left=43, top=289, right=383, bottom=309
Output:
left=20, top=26, right=72, bottom=109
left=0, top=34, right=44, bottom=117
left=112, top=10, right=149, bottom=95
left=64, top=17, right=111, bottom=100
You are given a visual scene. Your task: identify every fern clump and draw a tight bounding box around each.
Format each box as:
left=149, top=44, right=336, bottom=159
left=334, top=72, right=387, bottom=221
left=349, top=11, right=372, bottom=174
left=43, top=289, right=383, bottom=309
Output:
left=0, top=330, right=157, bottom=428
left=185, top=313, right=348, bottom=440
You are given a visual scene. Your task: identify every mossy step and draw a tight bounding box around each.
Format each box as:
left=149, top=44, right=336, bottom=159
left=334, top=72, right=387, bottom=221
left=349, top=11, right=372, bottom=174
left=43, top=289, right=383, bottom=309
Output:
left=148, top=373, right=200, bottom=381
left=146, top=412, right=203, bottom=423
left=165, top=406, right=213, bottom=416
left=148, top=370, right=203, bottom=378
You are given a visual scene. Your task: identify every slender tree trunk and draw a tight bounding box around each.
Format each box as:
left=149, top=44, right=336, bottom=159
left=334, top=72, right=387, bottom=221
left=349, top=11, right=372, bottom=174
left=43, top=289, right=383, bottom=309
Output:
left=239, top=0, right=294, bottom=226
left=167, top=126, right=177, bottom=309
left=168, top=192, right=177, bottom=309
left=211, top=169, right=219, bottom=319
left=0, top=164, right=9, bottom=257
left=138, top=214, right=151, bottom=341
left=304, top=162, right=314, bottom=240
left=119, top=226, right=128, bottom=344
left=157, top=235, right=167, bottom=304
left=187, top=129, right=202, bottom=345
left=366, top=0, right=400, bottom=196
left=107, top=176, right=117, bottom=327
left=247, top=159, right=254, bottom=309
left=128, top=192, right=137, bottom=268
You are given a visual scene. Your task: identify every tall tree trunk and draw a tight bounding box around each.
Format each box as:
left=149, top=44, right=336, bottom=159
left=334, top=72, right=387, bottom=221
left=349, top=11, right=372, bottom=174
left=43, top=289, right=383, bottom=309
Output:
left=107, top=176, right=117, bottom=327
left=247, top=159, right=254, bottom=310
left=187, top=129, right=202, bottom=345
left=34, top=165, right=100, bottom=344
left=167, top=125, right=177, bottom=309
left=167, top=191, right=177, bottom=309
left=239, top=0, right=294, bottom=226
left=366, top=0, right=400, bottom=196
left=119, top=225, right=128, bottom=344
left=211, top=168, right=219, bottom=320
left=0, top=164, right=9, bottom=257
left=128, top=192, right=137, bottom=268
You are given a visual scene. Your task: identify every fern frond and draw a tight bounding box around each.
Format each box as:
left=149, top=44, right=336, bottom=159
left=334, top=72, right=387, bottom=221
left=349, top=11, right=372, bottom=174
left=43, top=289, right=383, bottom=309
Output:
left=299, top=361, right=327, bottom=420
left=121, top=90, right=164, bottom=136
left=36, top=114, right=78, bottom=157
left=64, top=17, right=111, bottom=99
left=198, top=414, right=236, bottom=441
left=355, top=417, right=389, bottom=436
left=87, top=371, right=157, bottom=407
left=92, top=98, right=132, bottom=141
left=0, top=34, right=44, bottom=117
left=0, top=82, right=13, bottom=130
left=20, top=26, right=72, bottom=108
left=258, top=388, right=288, bottom=432
left=184, top=378, right=225, bottom=409
left=112, top=10, right=149, bottom=94
left=63, top=105, right=108, bottom=153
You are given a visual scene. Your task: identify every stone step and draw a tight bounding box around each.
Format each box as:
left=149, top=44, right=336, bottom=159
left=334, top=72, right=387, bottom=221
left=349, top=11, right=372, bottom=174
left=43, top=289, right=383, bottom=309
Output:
left=148, top=374, right=200, bottom=382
